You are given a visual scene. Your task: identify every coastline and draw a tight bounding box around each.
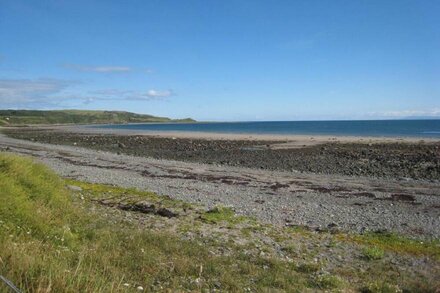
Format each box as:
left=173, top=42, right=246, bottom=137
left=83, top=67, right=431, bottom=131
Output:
left=9, top=124, right=440, bottom=145
left=2, top=132, right=440, bottom=291
left=1, top=130, right=440, bottom=239
left=3, top=125, right=439, bottom=181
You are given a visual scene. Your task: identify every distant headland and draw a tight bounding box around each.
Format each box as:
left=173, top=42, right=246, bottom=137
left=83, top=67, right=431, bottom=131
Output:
left=0, top=109, right=195, bottom=126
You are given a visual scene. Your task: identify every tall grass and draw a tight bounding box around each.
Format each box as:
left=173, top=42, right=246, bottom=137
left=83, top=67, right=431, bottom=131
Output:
left=2, top=153, right=437, bottom=292
left=0, top=153, right=309, bottom=292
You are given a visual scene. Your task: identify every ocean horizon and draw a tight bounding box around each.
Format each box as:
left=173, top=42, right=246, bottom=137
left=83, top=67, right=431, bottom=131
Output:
left=91, top=119, right=440, bottom=138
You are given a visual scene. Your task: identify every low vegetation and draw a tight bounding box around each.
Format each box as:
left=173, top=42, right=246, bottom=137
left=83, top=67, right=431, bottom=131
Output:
left=1, top=152, right=439, bottom=292
left=0, top=153, right=308, bottom=291
left=200, top=206, right=247, bottom=225
left=337, top=230, right=440, bottom=261
left=361, top=246, right=385, bottom=261
left=0, top=109, right=195, bottom=126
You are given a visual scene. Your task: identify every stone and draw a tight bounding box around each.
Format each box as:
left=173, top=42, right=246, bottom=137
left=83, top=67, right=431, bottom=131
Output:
left=67, top=185, right=82, bottom=192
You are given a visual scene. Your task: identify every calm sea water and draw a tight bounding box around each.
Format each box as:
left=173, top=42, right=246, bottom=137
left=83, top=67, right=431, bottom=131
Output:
left=92, top=120, right=440, bottom=138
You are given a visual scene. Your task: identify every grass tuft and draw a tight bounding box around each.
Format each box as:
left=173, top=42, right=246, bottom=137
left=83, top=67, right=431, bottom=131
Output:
left=312, top=274, right=344, bottom=289
left=200, top=206, right=246, bottom=224
left=295, top=262, right=320, bottom=273
left=337, top=231, right=440, bottom=260
left=362, top=246, right=385, bottom=261
left=360, top=281, right=403, bottom=293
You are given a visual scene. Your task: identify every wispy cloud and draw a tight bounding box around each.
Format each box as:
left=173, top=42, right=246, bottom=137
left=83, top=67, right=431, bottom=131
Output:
left=63, top=63, right=154, bottom=74
left=369, top=109, right=440, bottom=118
left=91, top=88, right=175, bottom=101
left=64, top=64, right=133, bottom=73
left=91, top=89, right=133, bottom=96
left=0, top=78, right=174, bottom=108
left=0, top=78, right=76, bottom=105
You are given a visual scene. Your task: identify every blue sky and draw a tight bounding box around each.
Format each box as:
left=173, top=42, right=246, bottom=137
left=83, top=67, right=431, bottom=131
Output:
left=0, top=0, right=439, bottom=121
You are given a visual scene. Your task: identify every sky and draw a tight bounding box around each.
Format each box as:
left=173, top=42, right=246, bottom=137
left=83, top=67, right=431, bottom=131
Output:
left=0, top=0, right=439, bottom=121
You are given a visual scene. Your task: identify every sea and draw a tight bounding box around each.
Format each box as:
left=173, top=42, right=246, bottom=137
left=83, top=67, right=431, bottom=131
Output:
left=92, top=120, right=440, bottom=138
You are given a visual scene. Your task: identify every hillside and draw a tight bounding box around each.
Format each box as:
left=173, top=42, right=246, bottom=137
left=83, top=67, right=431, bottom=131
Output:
left=0, top=109, right=195, bottom=126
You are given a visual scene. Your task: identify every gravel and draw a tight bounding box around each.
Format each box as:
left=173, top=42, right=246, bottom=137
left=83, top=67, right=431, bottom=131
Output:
left=1, top=132, right=440, bottom=239
left=6, top=129, right=440, bottom=180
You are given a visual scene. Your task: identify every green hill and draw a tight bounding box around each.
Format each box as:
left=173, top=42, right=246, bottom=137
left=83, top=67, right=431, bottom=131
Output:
left=0, top=109, right=195, bottom=126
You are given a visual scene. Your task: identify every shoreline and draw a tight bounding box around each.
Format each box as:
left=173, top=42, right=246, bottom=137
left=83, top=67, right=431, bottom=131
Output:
left=6, top=124, right=440, bottom=145
left=3, top=125, right=440, bottom=181
left=1, top=131, right=439, bottom=239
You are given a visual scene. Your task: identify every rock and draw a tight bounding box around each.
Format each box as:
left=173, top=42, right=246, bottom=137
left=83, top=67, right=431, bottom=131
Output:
left=156, top=208, right=178, bottom=218
left=118, top=202, right=178, bottom=218
left=67, top=185, right=82, bottom=192
left=327, top=222, right=338, bottom=228
left=327, top=222, right=340, bottom=233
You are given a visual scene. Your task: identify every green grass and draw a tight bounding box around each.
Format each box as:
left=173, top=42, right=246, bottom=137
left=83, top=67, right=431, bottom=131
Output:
left=295, top=262, right=320, bottom=273
left=0, top=109, right=195, bottom=126
left=311, top=274, right=344, bottom=290
left=360, top=281, right=405, bottom=293
left=200, top=206, right=246, bottom=225
left=0, top=153, right=310, bottom=292
left=362, top=246, right=385, bottom=261
left=1, top=152, right=439, bottom=292
left=337, top=231, right=440, bottom=260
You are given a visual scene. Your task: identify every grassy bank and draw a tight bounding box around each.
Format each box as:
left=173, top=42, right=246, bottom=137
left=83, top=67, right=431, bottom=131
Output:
left=0, top=153, right=439, bottom=292
left=0, top=109, right=195, bottom=126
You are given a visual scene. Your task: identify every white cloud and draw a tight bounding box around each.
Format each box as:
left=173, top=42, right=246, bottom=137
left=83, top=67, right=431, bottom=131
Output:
left=64, top=64, right=132, bottom=73
left=145, top=89, right=174, bottom=98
